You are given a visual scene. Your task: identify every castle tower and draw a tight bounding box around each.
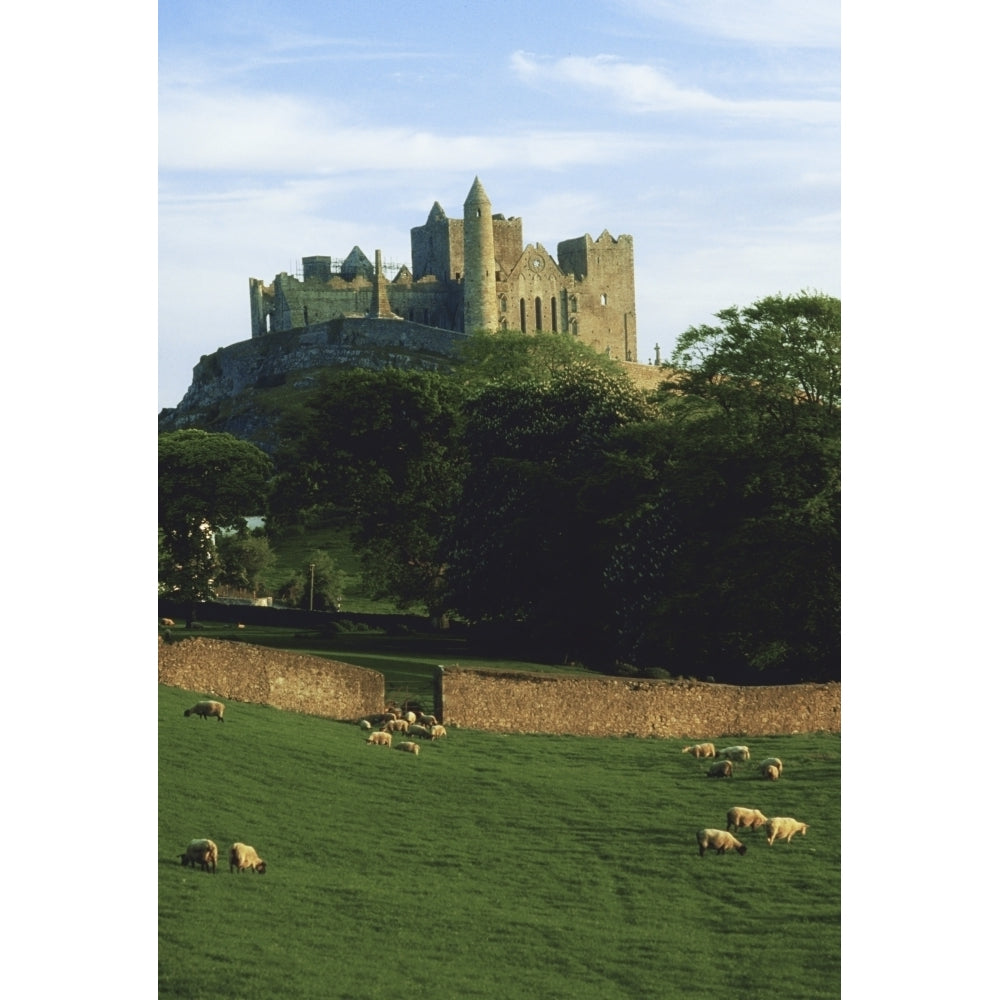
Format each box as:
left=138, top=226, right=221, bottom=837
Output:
left=463, top=177, right=498, bottom=332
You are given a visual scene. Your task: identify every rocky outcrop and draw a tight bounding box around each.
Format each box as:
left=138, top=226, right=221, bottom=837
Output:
left=158, top=317, right=468, bottom=450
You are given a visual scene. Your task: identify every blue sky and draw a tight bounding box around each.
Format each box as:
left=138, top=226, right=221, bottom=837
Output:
left=158, top=0, right=839, bottom=411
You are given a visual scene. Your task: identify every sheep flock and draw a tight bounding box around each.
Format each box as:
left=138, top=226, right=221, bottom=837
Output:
left=681, top=739, right=811, bottom=858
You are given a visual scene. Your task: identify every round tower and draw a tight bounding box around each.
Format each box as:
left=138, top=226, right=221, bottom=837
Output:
left=463, top=177, right=498, bottom=332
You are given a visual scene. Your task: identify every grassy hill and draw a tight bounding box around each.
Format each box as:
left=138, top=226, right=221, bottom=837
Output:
left=159, top=684, right=841, bottom=999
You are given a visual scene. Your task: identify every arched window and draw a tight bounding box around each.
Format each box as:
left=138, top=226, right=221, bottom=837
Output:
left=534, top=297, right=542, bottom=331
left=519, top=298, right=526, bottom=332
left=600, top=294, right=607, bottom=306
left=500, top=294, right=507, bottom=313
left=550, top=296, right=557, bottom=331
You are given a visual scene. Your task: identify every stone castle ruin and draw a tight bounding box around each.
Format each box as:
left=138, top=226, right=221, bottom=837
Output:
left=249, top=177, right=638, bottom=363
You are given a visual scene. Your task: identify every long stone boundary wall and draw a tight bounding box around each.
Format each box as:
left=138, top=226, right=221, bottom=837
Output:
left=157, top=639, right=840, bottom=737
left=440, top=669, right=840, bottom=738
left=158, top=637, right=384, bottom=720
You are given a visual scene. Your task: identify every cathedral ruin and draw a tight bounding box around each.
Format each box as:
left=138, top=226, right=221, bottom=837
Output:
left=248, top=177, right=638, bottom=363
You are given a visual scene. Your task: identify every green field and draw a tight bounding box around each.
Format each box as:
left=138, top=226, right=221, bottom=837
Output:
left=159, top=684, right=840, bottom=999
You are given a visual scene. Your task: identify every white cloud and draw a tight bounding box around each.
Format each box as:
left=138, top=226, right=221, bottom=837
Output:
left=510, top=51, right=838, bottom=123
left=620, top=0, right=840, bottom=48
left=159, top=87, right=673, bottom=175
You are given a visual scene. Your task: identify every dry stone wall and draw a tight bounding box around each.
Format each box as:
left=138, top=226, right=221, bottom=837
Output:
left=158, top=637, right=384, bottom=720
left=440, top=669, right=840, bottom=738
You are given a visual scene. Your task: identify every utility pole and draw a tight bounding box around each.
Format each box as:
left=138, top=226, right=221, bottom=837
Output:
left=309, top=563, right=315, bottom=612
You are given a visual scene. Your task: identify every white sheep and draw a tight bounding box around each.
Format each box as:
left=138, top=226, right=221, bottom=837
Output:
left=761, top=764, right=780, bottom=781
left=359, top=719, right=372, bottom=731
left=726, top=807, right=768, bottom=833
left=381, top=718, right=410, bottom=734
left=706, top=760, right=733, bottom=778
left=718, top=745, right=750, bottom=762
left=430, top=724, right=447, bottom=741
left=366, top=731, right=392, bottom=747
left=408, top=724, right=432, bottom=740
left=229, top=842, right=267, bottom=874
left=180, top=838, right=218, bottom=873
left=184, top=700, right=225, bottom=722
left=403, top=711, right=417, bottom=724
left=161, top=617, right=175, bottom=627
left=759, top=757, right=783, bottom=777
left=765, top=817, right=809, bottom=846
left=418, top=713, right=438, bottom=726
left=696, top=829, right=747, bottom=856
left=396, top=741, right=420, bottom=755
left=681, top=743, right=716, bottom=759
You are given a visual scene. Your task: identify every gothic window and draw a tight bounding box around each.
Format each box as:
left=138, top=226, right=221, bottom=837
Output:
left=550, top=297, right=557, bottom=332
left=600, top=294, right=607, bottom=306
left=534, top=297, right=542, bottom=331
left=570, top=295, right=578, bottom=313
left=519, top=298, right=526, bottom=333
left=500, top=294, right=507, bottom=313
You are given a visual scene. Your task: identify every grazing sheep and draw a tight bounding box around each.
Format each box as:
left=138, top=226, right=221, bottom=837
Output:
left=180, top=838, right=218, bottom=873
left=161, top=617, right=175, bottom=627
left=718, top=745, right=750, bottom=762
left=765, top=817, right=809, bottom=846
left=418, top=713, right=438, bottom=727
left=359, top=719, right=372, bottom=731
left=381, top=718, right=410, bottom=734
left=366, top=731, right=392, bottom=747
left=408, top=724, right=432, bottom=740
left=430, top=724, right=447, bottom=740
left=761, top=764, right=780, bottom=781
left=229, top=842, right=267, bottom=874
left=403, top=711, right=417, bottom=724
left=726, top=807, right=769, bottom=833
left=396, top=741, right=420, bottom=755
left=759, top=757, right=783, bottom=777
left=706, top=760, right=734, bottom=778
left=696, top=829, right=747, bottom=856
left=682, top=743, right=716, bottom=759
left=184, top=700, right=225, bottom=722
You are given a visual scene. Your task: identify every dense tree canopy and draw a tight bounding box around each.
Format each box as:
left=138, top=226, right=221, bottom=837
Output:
left=273, top=368, right=468, bottom=624
left=159, top=429, right=273, bottom=623
left=261, top=294, right=839, bottom=681
left=443, top=356, right=656, bottom=661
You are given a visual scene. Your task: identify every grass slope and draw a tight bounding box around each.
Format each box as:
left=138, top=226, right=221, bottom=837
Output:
left=160, top=684, right=840, bottom=1000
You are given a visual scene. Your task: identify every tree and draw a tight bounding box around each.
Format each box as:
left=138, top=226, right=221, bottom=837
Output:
left=159, top=430, right=274, bottom=625
left=668, top=289, right=840, bottom=419
left=444, top=358, right=656, bottom=662
left=611, top=291, right=842, bottom=681
left=278, top=551, right=345, bottom=612
left=273, top=368, right=468, bottom=625
left=456, top=329, right=626, bottom=390
left=214, top=532, right=276, bottom=599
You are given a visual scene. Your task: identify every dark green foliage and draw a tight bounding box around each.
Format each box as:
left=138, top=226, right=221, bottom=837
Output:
left=251, top=294, right=839, bottom=680
left=214, top=532, right=276, bottom=598
left=160, top=684, right=840, bottom=1000
left=159, top=430, right=274, bottom=623
left=277, top=549, right=345, bottom=611
left=444, top=362, right=655, bottom=663
left=272, top=368, right=468, bottom=622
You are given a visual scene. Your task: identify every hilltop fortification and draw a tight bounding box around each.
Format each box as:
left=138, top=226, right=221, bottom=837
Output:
left=161, top=178, right=653, bottom=446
